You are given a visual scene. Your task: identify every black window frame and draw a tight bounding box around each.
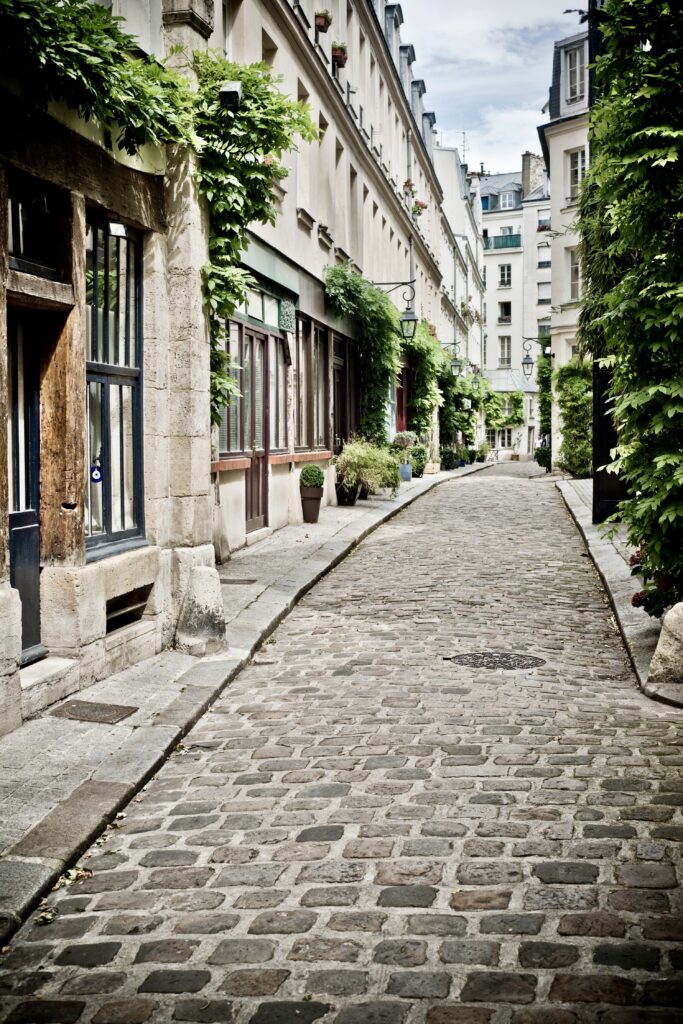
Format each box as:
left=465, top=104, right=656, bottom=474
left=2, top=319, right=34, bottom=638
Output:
left=85, top=213, right=145, bottom=559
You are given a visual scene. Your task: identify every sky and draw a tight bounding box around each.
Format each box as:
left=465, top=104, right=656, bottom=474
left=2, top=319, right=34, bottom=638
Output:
left=399, top=0, right=585, bottom=174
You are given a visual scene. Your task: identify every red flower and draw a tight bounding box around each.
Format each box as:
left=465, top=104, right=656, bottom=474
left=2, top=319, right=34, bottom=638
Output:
left=631, top=591, right=645, bottom=608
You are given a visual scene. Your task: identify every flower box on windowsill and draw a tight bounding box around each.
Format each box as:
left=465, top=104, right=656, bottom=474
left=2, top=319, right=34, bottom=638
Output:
left=331, top=45, right=348, bottom=68
left=315, top=11, right=332, bottom=32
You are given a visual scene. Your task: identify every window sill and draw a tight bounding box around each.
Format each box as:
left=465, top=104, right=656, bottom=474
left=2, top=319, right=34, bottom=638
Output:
left=86, top=535, right=148, bottom=564
left=212, top=456, right=251, bottom=472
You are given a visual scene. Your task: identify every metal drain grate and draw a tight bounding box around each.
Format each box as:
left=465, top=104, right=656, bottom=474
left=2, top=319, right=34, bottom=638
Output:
left=444, top=652, right=546, bottom=670
left=51, top=700, right=138, bottom=724
left=221, top=578, right=258, bottom=585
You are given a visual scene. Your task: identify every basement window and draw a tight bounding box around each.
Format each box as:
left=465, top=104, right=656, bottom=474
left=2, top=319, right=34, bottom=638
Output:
left=105, top=584, right=153, bottom=634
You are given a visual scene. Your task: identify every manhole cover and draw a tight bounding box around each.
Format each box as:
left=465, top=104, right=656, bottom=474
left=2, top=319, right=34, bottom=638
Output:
left=444, top=652, right=546, bottom=670
left=51, top=700, right=138, bottom=724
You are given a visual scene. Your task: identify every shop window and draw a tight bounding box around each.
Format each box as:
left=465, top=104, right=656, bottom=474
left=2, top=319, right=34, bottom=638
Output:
left=218, top=321, right=244, bottom=454
left=269, top=336, right=288, bottom=451
left=85, top=216, right=144, bottom=553
left=294, top=317, right=329, bottom=449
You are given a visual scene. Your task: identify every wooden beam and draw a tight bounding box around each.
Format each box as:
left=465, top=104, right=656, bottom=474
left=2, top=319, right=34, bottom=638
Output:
left=0, top=93, right=166, bottom=234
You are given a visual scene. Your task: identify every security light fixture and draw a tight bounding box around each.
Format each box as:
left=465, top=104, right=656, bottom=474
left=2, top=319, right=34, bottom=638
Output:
left=220, top=81, right=242, bottom=112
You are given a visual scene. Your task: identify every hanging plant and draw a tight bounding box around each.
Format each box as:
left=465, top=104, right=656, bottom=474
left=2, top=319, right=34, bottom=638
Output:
left=554, top=358, right=593, bottom=479
left=324, top=263, right=401, bottom=444
left=331, top=42, right=348, bottom=68
left=412, top=199, right=428, bottom=218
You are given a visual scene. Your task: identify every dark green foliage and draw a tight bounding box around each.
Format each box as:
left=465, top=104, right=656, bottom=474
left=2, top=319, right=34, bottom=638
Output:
left=438, top=369, right=478, bottom=446
left=0, top=0, right=194, bottom=153
left=193, top=53, right=316, bottom=422
left=482, top=388, right=525, bottom=430
left=536, top=351, right=553, bottom=439
left=534, top=446, right=552, bottom=470
left=334, top=440, right=400, bottom=496
left=410, top=445, right=428, bottom=477
left=403, top=321, right=446, bottom=435
left=440, top=447, right=457, bottom=470
left=555, top=358, right=593, bottom=478
left=300, top=464, right=325, bottom=488
left=578, top=0, right=683, bottom=615
left=324, top=265, right=402, bottom=444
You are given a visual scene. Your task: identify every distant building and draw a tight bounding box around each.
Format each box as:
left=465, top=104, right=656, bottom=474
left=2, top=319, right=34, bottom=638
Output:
left=538, top=30, right=590, bottom=462
left=479, top=153, right=546, bottom=457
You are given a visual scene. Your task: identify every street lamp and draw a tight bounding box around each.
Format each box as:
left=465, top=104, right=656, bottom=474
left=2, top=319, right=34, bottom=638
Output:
left=371, top=279, right=418, bottom=341
left=521, top=339, right=535, bottom=380
left=448, top=342, right=463, bottom=376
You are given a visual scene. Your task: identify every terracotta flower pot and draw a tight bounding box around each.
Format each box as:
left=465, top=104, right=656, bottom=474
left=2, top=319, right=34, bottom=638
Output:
left=301, top=485, right=323, bottom=523
left=332, top=49, right=348, bottom=68
left=315, top=14, right=331, bottom=32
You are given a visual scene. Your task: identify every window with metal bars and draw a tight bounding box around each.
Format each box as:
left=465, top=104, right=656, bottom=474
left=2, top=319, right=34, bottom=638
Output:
left=85, top=215, right=144, bottom=554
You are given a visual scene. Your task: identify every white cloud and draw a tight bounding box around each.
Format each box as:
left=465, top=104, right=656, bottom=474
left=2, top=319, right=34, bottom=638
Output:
left=399, top=0, right=584, bottom=172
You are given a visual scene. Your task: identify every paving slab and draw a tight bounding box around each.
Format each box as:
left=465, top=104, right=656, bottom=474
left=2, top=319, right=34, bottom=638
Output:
left=0, top=466, right=489, bottom=945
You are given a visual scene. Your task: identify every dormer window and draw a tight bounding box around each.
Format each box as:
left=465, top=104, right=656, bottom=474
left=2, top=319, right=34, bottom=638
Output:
left=566, top=45, right=585, bottom=103
left=500, top=191, right=515, bottom=210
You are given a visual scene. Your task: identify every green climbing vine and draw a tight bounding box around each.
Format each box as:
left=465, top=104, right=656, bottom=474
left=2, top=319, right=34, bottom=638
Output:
left=536, top=350, right=553, bottom=439
left=482, top=389, right=525, bottom=430
left=324, top=263, right=402, bottom=444
left=578, top=0, right=683, bottom=618
left=402, top=321, right=445, bottom=436
left=0, top=0, right=194, bottom=153
left=192, top=53, right=316, bottom=421
left=554, top=358, right=593, bottom=478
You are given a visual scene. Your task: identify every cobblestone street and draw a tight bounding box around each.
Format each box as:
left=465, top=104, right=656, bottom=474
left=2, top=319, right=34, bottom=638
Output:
left=2, top=468, right=682, bottom=1024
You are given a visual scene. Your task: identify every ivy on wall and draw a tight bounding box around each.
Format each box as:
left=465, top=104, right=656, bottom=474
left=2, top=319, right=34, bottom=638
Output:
left=324, top=263, right=402, bottom=444
left=554, top=358, right=593, bottom=479
left=438, top=369, right=479, bottom=446
left=403, top=321, right=446, bottom=436
left=0, top=0, right=194, bottom=153
left=577, top=0, right=683, bottom=617
left=482, top=389, right=525, bottom=431
left=536, top=351, right=553, bottom=439
left=192, top=53, right=316, bottom=421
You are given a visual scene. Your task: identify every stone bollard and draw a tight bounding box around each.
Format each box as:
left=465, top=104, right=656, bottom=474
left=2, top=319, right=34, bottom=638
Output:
left=648, top=601, right=683, bottom=687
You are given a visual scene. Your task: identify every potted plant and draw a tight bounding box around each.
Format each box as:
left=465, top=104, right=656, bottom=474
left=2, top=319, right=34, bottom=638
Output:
left=411, top=444, right=428, bottom=478
left=467, top=447, right=478, bottom=464
left=334, top=440, right=366, bottom=505
left=331, top=42, right=348, bottom=68
left=476, top=441, right=490, bottom=463
left=300, top=464, right=325, bottom=523
left=392, top=430, right=417, bottom=482
left=315, top=9, right=332, bottom=32
left=412, top=199, right=428, bottom=218
left=441, top=447, right=457, bottom=471
left=510, top=434, right=521, bottom=461
left=455, top=443, right=469, bottom=468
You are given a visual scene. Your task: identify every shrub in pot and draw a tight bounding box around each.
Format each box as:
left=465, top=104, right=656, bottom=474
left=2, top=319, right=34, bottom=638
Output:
left=315, top=9, right=332, bottom=32
left=441, top=447, right=457, bottom=471
left=411, top=444, right=428, bottom=478
left=391, top=430, right=417, bottom=481
left=455, top=443, right=470, bottom=468
left=467, top=447, right=478, bottom=464
left=334, top=440, right=367, bottom=505
left=476, top=441, right=489, bottom=463
left=300, top=464, right=325, bottom=523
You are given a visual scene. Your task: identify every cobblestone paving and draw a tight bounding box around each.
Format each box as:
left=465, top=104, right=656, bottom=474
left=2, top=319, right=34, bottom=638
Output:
left=2, top=468, right=683, bottom=1024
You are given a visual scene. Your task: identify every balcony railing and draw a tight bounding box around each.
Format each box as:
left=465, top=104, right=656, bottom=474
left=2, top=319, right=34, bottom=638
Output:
left=484, top=234, right=522, bottom=250
left=497, top=316, right=512, bottom=324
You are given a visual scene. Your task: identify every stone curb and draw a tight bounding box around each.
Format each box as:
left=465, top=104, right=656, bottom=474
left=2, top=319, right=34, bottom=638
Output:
left=0, top=463, right=491, bottom=945
left=556, top=480, right=682, bottom=711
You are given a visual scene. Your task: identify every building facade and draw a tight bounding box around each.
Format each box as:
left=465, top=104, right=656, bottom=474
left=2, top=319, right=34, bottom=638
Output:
left=538, top=30, right=589, bottom=462
left=479, top=153, right=545, bottom=457
left=0, top=0, right=484, bottom=735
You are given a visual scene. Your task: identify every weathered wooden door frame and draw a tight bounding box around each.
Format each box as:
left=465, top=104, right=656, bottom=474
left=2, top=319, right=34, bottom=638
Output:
left=244, top=328, right=269, bottom=533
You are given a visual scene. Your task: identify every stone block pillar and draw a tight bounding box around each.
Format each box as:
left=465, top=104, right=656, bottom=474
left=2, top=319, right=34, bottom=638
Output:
left=162, top=1, right=226, bottom=653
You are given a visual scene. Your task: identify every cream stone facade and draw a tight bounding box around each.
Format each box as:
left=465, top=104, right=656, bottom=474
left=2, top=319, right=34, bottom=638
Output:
left=0, top=0, right=484, bottom=735
left=538, top=30, right=589, bottom=464
left=479, top=154, right=544, bottom=458
left=0, top=1, right=225, bottom=735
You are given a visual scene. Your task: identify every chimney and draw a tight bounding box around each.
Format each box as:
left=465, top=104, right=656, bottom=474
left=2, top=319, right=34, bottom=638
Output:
left=521, top=151, right=544, bottom=198
left=480, top=162, right=485, bottom=174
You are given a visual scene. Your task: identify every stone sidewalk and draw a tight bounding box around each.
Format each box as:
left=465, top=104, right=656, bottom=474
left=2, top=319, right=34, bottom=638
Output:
left=1, top=464, right=681, bottom=1024
left=0, top=466, right=489, bottom=944
left=556, top=480, right=677, bottom=709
